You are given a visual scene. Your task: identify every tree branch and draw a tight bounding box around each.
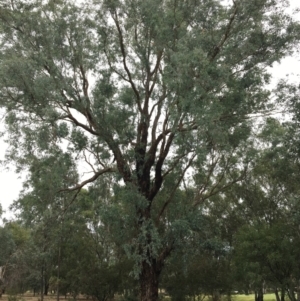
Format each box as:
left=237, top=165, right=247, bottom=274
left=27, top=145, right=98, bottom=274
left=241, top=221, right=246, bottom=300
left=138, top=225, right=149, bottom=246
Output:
left=157, top=153, right=197, bottom=221
left=111, top=11, right=141, bottom=103
left=209, top=1, right=238, bottom=62
left=58, top=167, right=116, bottom=193
left=193, top=164, right=248, bottom=207
left=148, top=132, right=176, bottom=200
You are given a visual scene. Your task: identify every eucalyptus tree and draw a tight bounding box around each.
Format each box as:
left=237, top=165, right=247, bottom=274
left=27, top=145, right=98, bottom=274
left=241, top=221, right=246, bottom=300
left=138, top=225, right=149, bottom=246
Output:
left=227, top=115, right=300, bottom=301
left=47, top=189, right=131, bottom=301
left=13, top=155, right=127, bottom=300
left=0, top=221, right=34, bottom=296
left=0, top=0, right=300, bottom=300
left=161, top=213, right=233, bottom=301
left=11, top=150, right=78, bottom=300
left=0, top=225, right=15, bottom=296
left=256, top=118, right=300, bottom=301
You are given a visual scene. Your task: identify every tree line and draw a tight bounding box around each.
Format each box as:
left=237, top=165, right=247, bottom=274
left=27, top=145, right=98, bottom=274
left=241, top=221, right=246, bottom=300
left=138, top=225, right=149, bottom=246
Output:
left=2, top=116, right=300, bottom=301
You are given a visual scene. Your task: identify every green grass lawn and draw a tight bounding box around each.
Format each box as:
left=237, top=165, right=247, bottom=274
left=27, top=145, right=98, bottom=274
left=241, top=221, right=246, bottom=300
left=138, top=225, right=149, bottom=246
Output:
left=162, top=293, right=277, bottom=301
left=234, top=294, right=276, bottom=301
left=0, top=292, right=278, bottom=301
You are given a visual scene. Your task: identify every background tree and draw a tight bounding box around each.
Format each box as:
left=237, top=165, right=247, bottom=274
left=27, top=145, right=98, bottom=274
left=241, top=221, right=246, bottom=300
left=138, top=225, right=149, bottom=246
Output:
left=0, top=224, right=15, bottom=296
left=10, top=150, right=78, bottom=300
left=229, top=116, right=300, bottom=301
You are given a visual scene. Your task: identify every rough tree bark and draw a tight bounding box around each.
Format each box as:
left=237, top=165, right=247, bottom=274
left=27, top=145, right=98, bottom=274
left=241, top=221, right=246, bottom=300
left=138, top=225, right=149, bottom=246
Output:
left=140, top=261, right=161, bottom=301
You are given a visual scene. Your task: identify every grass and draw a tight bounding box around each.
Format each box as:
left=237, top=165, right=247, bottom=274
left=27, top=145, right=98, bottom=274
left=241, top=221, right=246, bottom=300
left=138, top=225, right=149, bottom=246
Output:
left=0, top=293, right=278, bottom=301
left=234, top=294, right=276, bottom=301
left=162, top=294, right=278, bottom=301
left=0, top=294, right=87, bottom=301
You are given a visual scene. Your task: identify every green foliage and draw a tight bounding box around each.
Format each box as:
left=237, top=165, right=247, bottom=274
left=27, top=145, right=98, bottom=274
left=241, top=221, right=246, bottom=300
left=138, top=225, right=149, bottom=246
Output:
left=7, top=295, right=18, bottom=301
left=1, top=0, right=300, bottom=299
left=0, top=226, right=15, bottom=266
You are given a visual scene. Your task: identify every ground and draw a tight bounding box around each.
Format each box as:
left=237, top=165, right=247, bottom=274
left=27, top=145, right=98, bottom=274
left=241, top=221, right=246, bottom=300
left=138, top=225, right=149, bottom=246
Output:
left=0, top=293, right=278, bottom=301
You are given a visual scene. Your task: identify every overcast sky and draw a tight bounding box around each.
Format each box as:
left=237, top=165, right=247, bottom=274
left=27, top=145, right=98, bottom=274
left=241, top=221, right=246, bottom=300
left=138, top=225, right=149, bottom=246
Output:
left=1, top=0, right=300, bottom=221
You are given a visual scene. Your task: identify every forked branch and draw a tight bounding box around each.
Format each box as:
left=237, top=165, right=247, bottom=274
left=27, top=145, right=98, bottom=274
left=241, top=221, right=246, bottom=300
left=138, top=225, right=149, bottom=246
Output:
left=59, top=167, right=116, bottom=193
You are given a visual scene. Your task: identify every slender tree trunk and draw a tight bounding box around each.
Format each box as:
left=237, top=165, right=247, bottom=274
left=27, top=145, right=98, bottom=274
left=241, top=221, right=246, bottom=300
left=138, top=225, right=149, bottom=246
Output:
left=57, top=245, right=61, bottom=301
left=140, top=261, right=160, bottom=301
left=274, top=288, right=280, bottom=301
left=255, top=287, right=263, bottom=301
left=258, top=289, right=264, bottom=301
left=226, top=291, right=232, bottom=301
left=41, top=266, right=44, bottom=301
left=287, top=285, right=296, bottom=301
left=44, top=281, right=49, bottom=296
left=297, top=280, right=300, bottom=301
left=280, top=287, right=285, bottom=301
left=212, top=290, right=221, bottom=301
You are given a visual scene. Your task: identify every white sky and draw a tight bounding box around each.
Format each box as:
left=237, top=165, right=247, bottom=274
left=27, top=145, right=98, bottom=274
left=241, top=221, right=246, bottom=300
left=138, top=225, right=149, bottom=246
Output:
left=1, top=0, right=300, bottom=221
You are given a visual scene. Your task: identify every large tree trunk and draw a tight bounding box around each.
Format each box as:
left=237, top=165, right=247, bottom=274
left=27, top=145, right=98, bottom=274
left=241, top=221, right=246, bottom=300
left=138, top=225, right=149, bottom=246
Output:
left=140, top=261, right=160, bottom=301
